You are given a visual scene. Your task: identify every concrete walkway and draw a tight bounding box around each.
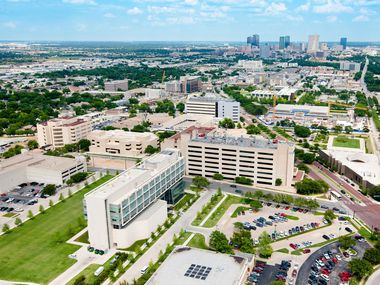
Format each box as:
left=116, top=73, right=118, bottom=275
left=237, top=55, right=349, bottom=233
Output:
left=366, top=266, right=380, bottom=285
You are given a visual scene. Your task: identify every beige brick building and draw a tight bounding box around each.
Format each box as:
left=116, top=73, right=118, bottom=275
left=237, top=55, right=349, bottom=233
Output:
left=87, top=130, right=159, bottom=157
left=186, top=135, right=295, bottom=187
left=37, top=117, right=92, bottom=148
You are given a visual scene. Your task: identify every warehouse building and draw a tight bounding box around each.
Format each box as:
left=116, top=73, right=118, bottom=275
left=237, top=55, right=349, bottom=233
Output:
left=84, top=149, right=185, bottom=250
left=0, top=153, right=87, bottom=193
left=186, top=134, right=295, bottom=187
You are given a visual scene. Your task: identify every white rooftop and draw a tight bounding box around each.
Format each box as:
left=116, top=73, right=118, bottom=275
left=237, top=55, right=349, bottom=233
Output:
left=84, top=149, right=182, bottom=203
left=146, top=247, right=248, bottom=285
left=88, top=130, right=157, bottom=141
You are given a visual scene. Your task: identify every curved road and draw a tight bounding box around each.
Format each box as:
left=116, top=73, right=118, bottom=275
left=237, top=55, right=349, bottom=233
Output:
left=366, top=267, right=380, bottom=285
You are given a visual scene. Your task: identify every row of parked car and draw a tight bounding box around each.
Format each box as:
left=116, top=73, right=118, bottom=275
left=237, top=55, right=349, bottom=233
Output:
left=271, top=222, right=320, bottom=241
left=247, top=261, right=267, bottom=284
left=309, top=250, right=343, bottom=285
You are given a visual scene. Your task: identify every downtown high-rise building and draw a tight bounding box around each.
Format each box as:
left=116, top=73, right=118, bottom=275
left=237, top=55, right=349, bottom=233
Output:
left=279, top=36, right=290, bottom=49
left=247, top=34, right=260, bottom=47
left=259, top=44, right=271, bottom=58
left=307, top=34, right=320, bottom=53
left=340, top=37, right=347, bottom=50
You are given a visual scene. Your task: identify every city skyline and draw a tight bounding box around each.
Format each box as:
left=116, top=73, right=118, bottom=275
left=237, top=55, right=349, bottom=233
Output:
left=0, top=0, right=379, bottom=42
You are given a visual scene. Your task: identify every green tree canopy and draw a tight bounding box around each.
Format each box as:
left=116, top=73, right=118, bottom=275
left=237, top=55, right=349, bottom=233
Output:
left=209, top=231, right=233, bottom=254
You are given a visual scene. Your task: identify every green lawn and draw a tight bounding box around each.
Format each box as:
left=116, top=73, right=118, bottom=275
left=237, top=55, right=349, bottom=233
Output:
left=66, top=264, right=100, bottom=285
left=286, top=215, right=300, bottom=221
left=75, top=231, right=89, bottom=244
left=203, top=195, right=242, bottom=228
left=174, top=193, right=195, bottom=211
left=231, top=206, right=251, bottom=218
left=0, top=175, right=113, bottom=284
left=276, top=248, right=289, bottom=254
left=175, top=232, right=192, bottom=245
left=333, top=136, right=360, bottom=149
left=188, top=234, right=208, bottom=250
left=121, top=239, right=148, bottom=252
left=2, top=212, right=17, bottom=218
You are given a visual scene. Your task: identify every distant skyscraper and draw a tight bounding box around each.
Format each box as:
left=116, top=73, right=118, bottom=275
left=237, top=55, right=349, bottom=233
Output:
left=340, top=37, right=347, bottom=50
left=307, top=34, right=320, bottom=53
left=247, top=34, right=260, bottom=47
left=259, top=44, right=271, bottom=58
left=279, top=36, right=290, bottom=49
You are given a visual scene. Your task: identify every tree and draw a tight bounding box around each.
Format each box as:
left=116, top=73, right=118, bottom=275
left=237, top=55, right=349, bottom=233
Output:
left=212, top=173, right=224, bottom=180
left=339, top=236, right=356, bottom=250
left=27, top=210, right=34, bottom=219
left=42, top=184, right=56, bottom=196
left=294, top=125, right=311, bottom=138
left=59, top=193, right=64, bottom=201
left=275, top=178, right=282, bottom=186
left=348, top=258, right=374, bottom=279
left=67, top=172, right=88, bottom=184
left=246, top=124, right=261, bottom=135
left=270, top=282, right=286, bottom=285
left=344, top=126, right=353, bottom=134
left=77, top=139, right=91, bottom=151
left=324, top=209, right=336, bottom=222
left=297, top=163, right=310, bottom=173
left=27, top=140, right=39, bottom=150
left=235, top=176, right=253, bottom=185
left=230, top=227, right=254, bottom=253
left=218, top=118, right=235, bottom=129
left=368, top=185, right=380, bottom=199
left=73, top=275, right=86, bottom=285
left=2, top=223, right=10, bottom=233
left=176, top=102, right=185, bottom=112
left=295, top=178, right=329, bottom=195
left=192, top=176, right=210, bottom=189
left=14, top=217, right=22, bottom=226
left=301, top=153, right=316, bottom=164
left=209, top=231, right=233, bottom=254
left=39, top=205, right=45, bottom=214
left=257, top=231, right=273, bottom=258
left=364, top=248, right=380, bottom=265
left=144, top=145, right=159, bottom=154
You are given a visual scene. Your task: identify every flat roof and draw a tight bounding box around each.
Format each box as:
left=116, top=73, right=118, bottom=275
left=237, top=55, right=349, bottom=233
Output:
left=191, top=134, right=293, bottom=149
left=146, top=247, right=248, bottom=285
left=84, top=149, right=182, bottom=202
left=187, top=93, right=235, bottom=103
left=88, top=130, right=157, bottom=141
left=0, top=153, right=82, bottom=173
left=275, top=104, right=329, bottom=114
left=324, top=150, right=380, bottom=185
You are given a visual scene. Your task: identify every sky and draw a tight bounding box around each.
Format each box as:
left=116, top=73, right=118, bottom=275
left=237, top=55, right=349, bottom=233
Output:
left=0, top=0, right=379, bottom=42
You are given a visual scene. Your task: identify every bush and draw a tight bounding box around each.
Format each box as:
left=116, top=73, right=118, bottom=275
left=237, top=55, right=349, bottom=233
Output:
left=212, top=173, right=224, bottom=180
left=295, top=178, right=329, bottom=195
left=294, top=125, right=311, bottom=138
left=42, top=184, right=56, bottom=196
left=68, top=172, right=88, bottom=184
left=235, top=176, right=253, bottom=185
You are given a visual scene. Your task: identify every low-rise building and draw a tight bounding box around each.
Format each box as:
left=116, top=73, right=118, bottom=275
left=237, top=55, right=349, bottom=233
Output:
left=84, top=149, right=185, bottom=250
left=0, top=153, right=87, bottom=193
left=87, top=130, right=159, bottom=157
left=146, top=246, right=250, bottom=285
left=340, top=61, right=361, bottom=73
left=37, top=116, right=92, bottom=148
left=104, top=79, right=129, bottom=92
left=186, top=134, right=295, bottom=187
left=185, top=94, right=240, bottom=122
left=273, top=104, right=330, bottom=117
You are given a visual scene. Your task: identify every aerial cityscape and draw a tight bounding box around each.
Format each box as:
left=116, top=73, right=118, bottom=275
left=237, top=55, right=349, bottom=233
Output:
left=0, top=1, right=380, bottom=285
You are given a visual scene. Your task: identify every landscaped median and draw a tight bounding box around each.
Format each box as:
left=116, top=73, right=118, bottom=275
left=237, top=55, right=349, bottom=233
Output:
left=0, top=175, right=113, bottom=285
left=191, top=189, right=224, bottom=226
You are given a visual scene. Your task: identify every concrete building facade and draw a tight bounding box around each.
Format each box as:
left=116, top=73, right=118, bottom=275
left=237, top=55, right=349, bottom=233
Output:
left=185, top=95, right=240, bottom=122
left=88, top=130, right=159, bottom=157
left=104, top=79, right=129, bottom=92
left=37, top=116, right=92, bottom=148
left=307, top=35, right=320, bottom=53
left=0, top=153, right=87, bottom=193
left=186, top=135, right=295, bottom=187
left=84, top=149, right=185, bottom=250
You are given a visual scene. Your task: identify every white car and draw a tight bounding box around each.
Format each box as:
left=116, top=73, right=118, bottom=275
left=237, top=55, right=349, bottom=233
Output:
left=320, top=274, right=330, bottom=281
left=324, top=253, right=330, bottom=260
left=336, top=254, right=342, bottom=261
left=329, top=234, right=336, bottom=239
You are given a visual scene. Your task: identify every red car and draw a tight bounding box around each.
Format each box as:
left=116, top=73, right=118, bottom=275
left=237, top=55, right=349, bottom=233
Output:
left=321, top=269, right=330, bottom=276
left=303, top=249, right=311, bottom=254
left=285, top=206, right=290, bottom=210
left=332, top=257, right=338, bottom=264
left=290, top=243, right=297, bottom=249
left=292, top=269, right=297, bottom=278
left=339, top=272, right=352, bottom=278
left=341, top=276, right=350, bottom=282
left=280, top=213, right=286, bottom=217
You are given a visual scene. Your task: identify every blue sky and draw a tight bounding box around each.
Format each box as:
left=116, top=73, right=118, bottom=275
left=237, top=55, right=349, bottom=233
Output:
left=0, top=0, right=379, bottom=42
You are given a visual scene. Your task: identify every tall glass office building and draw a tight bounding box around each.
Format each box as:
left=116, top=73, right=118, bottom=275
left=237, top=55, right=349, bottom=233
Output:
left=84, top=149, right=185, bottom=250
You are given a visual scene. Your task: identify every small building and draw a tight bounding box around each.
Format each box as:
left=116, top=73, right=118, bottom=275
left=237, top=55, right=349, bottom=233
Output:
left=0, top=153, right=87, bottom=193
left=104, top=79, right=129, bottom=92
left=340, top=61, right=361, bottom=73
left=146, top=246, right=250, bottom=285
left=87, top=130, right=159, bottom=157
left=274, top=104, right=330, bottom=117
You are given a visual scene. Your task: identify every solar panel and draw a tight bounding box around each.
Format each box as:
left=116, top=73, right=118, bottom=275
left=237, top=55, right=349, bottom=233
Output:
left=184, top=264, right=212, bottom=281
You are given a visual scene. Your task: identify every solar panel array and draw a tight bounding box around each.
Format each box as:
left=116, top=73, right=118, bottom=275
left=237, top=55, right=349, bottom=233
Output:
left=184, top=264, right=212, bottom=280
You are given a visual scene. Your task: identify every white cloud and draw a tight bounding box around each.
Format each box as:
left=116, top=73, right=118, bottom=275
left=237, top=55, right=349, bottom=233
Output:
left=62, top=0, right=96, bottom=4
left=3, top=21, right=16, bottom=29
left=326, top=15, right=338, bottom=22
left=184, top=0, right=198, bottom=5
left=167, top=16, right=195, bottom=24
left=353, top=14, right=369, bottom=21
left=103, top=13, right=116, bottom=18
left=127, top=7, right=143, bottom=15
left=75, top=23, right=87, bottom=31
left=313, top=0, right=353, bottom=13
left=264, top=2, right=287, bottom=15
left=296, top=2, right=310, bottom=12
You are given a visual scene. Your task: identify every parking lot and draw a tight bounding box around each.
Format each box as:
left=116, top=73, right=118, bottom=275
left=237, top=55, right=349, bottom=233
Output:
left=296, top=239, right=371, bottom=285
left=220, top=203, right=327, bottom=244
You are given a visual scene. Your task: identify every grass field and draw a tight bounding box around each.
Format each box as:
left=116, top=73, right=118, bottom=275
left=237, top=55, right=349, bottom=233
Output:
left=333, top=136, right=360, bottom=149
left=66, top=264, right=100, bottom=285
left=0, top=175, right=113, bottom=284
left=203, top=195, right=242, bottom=228
left=173, top=193, right=195, bottom=211
left=75, top=231, right=89, bottom=244
left=286, top=215, right=300, bottom=221
left=188, top=234, right=208, bottom=250
left=121, top=239, right=148, bottom=252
